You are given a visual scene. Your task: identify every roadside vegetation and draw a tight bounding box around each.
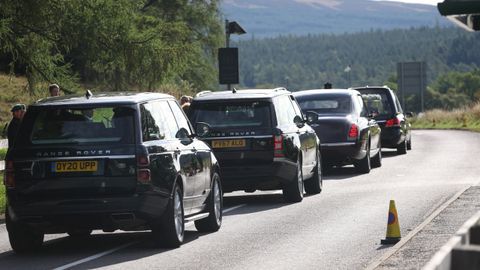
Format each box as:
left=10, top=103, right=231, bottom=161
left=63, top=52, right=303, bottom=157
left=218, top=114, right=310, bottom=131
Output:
left=0, top=175, right=4, bottom=215
left=412, top=102, right=480, bottom=132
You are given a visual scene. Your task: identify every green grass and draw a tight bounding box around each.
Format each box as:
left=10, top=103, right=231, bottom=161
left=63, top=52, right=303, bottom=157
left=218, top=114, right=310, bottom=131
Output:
left=411, top=102, right=480, bottom=132
left=0, top=175, right=4, bottom=215
left=0, top=148, right=7, bottom=160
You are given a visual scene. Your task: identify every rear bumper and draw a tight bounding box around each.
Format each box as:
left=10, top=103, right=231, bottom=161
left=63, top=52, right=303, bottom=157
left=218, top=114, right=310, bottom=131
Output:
left=321, top=141, right=365, bottom=164
left=220, top=159, right=297, bottom=192
left=381, top=127, right=405, bottom=148
left=7, top=192, right=170, bottom=233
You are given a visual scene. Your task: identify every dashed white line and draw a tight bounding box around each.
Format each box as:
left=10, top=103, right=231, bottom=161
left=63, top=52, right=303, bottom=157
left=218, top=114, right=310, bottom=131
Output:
left=53, top=203, right=247, bottom=269
left=53, top=241, right=139, bottom=270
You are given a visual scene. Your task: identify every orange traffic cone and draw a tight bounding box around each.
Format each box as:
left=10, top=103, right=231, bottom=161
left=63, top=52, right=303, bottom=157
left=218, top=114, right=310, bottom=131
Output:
left=381, top=200, right=401, bottom=244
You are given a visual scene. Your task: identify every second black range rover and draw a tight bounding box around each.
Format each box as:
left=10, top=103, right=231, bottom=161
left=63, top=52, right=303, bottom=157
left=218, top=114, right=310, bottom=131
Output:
left=188, top=88, right=322, bottom=203
left=5, top=92, right=222, bottom=252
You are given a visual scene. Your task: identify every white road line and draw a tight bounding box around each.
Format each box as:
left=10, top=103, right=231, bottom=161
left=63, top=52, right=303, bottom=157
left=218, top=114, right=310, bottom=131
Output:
left=223, top=204, right=247, bottom=214
left=53, top=241, right=139, bottom=270
left=52, top=203, right=247, bottom=269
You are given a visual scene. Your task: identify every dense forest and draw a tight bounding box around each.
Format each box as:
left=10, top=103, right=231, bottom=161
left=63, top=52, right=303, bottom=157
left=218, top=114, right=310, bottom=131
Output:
left=234, top=26, right=480, bottom=110
left=0, top=0, right=223, bottom=95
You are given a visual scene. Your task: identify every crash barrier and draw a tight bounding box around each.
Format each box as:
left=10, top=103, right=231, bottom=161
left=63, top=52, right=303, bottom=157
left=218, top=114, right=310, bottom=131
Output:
left=423, top=210, right=480, bottom=270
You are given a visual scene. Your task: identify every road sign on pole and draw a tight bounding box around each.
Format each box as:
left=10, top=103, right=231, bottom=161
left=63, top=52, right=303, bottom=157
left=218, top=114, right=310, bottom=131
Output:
left=219, top=48, right=239, bottom=85
left=397, top=62, right=426, bottom=112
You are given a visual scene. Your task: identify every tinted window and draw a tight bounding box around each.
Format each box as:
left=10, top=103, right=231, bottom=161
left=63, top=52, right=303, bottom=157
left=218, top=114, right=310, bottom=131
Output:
left=296, top=95, right=352, bottom=114
left=359, top=90, right=393, bottom=119
left=191, top=101, right=271, bottom=128
left=28, top=106, right=134, bottom=145
left=274, top=96, right=297, bottom=126
left=356, top=95, right=368, bottom=117
left=141, top=101, right=178, bottom=141
left=168, top=100, right=192, bottom=133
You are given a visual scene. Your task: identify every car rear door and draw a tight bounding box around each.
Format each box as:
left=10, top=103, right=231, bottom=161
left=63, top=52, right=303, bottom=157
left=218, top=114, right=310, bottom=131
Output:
left=190, top=100, right=275, bottom=169
left=10, top=105, right=138, bottom=202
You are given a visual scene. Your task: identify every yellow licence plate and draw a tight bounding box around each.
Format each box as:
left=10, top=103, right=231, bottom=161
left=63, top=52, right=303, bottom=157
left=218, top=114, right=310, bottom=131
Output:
left=212, top=139, right=246, bottom=148
left=53, top=161, right=98, bottom=172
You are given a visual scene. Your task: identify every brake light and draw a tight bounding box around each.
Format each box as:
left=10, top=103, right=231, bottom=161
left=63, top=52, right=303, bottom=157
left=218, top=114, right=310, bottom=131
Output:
left=4, top=160, right=15, bottom=188
left=137, top=169, right=151, bottom=184
left=385, top=117, right=401, bottom=127
left=137, top=155, right=150, bottom=166
left=348, top=124, right=359, bottom=139
left=274, top=135, right=285, bottom=157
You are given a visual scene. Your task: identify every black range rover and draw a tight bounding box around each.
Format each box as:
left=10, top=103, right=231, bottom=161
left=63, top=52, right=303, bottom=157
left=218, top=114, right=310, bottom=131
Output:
left=5, top=92, right=223, bottom=252
left=188, top=88, right=322, bottom=203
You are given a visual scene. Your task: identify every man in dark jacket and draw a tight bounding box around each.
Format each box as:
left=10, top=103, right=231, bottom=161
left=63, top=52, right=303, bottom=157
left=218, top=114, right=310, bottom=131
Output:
left=7, top=104, right=26, bottom=148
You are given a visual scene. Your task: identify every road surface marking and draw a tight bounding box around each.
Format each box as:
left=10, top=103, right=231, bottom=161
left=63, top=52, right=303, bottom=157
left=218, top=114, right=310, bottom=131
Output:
left=223, top=204, right=247, bottom=214
left=52, top=204, right=247, bottom=269
left=53, top=241, right=139, bottom=270
left=364, top=185, right=471, bottom=270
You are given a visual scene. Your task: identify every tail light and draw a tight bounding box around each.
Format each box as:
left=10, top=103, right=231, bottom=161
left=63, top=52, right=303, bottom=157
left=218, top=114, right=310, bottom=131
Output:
left=4, top=160, right=15, bottom=188
left=137, top=155, right=150, bottom=166
left=137, top=154, right=151, bottom=183
left=274, top=135, right=285, bottom=157
left=348, top=124, right=359, bottom=139
left=385, top=117, right=401, bottom=127
left=137, top=169, right=151, bottom=184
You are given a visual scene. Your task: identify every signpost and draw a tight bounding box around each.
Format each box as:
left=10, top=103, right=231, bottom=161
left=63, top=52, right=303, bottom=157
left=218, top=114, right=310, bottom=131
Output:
left=397, top=62, right=426, bottom=112
left=219, top=20, right=246, bottom=90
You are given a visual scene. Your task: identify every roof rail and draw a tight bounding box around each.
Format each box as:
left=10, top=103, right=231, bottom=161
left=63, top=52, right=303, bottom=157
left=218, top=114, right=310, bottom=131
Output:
left=273, top=87, right=288, bottom=92
left=195, top=90, right=212, bottom=97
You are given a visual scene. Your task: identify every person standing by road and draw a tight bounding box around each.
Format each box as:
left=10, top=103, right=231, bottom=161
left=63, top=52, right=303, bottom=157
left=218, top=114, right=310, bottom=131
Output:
left=49, top=83, right=60, bottom=97
left=7, top=104, right=26, bottom=148
left=180, top=95, right=191, bottom=114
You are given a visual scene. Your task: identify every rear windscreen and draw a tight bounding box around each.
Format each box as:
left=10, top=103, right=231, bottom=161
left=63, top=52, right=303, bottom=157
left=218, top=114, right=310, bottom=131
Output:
left=359, top=91, right=393, bottom=119
left=296, top=95, right=351, bottom=114
left=190, top=101, right=271, bottom=128
left=26, top=106, right=135, bottom=145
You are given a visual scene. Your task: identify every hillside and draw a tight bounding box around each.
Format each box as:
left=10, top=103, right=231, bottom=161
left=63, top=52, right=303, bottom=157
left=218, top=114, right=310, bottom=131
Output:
left=222, top=0, right=448, bottom=37
left=234, top=26, right=479, bottom=91
left=0, top=74, right=40, bottom=130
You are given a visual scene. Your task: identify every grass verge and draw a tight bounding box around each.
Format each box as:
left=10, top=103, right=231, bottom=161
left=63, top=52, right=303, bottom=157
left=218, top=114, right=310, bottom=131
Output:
left=0, top=175, right=4, bottom=215
left=411, top=102, right=480, bottom=132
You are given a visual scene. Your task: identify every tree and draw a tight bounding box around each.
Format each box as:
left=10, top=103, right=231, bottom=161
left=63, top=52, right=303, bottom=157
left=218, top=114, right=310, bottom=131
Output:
left=0, top=0, right=223, bottom=93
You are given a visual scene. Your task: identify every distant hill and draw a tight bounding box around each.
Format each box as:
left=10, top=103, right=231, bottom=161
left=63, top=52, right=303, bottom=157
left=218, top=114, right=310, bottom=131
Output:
left=233, top=26, right=480, bottom=90
left=221, top=0, right=448, bottom=37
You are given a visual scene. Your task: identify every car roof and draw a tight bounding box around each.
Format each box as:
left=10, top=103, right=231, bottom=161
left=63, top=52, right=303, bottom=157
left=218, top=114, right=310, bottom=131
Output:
left=293, top=89, right=360, bottom=97
left=32, top=92, right=174, bottom=107
left=352, top=86, right=392, bottom=92
left=193, top=88, right=290, bottom=101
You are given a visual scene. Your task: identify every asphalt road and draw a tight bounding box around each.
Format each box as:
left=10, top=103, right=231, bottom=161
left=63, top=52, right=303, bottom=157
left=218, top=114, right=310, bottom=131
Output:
left=0, top=130, right=479, bottom=270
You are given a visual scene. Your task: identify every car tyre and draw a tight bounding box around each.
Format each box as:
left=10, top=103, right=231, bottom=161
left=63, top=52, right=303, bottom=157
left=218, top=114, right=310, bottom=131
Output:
left=304, top=151, right=322, bottom=194
left=283, top=157, right=304, bottom=203
left=407, top=137, right=412, bottom=150
left=152, top=183, right=184, bottom=248
left=6, top=208, right=44, bottom=253
left=195, top=172, right=223, bottom=232
left=397, top=140, right=407, bottom=155
left=371, top=147, right=382, bottom=168
left=354, top=143, right=371, bottom=174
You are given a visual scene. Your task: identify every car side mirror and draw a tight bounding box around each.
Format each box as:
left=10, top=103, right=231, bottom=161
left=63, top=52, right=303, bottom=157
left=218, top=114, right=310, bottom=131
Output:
left=293, top=115, right=305, bottom=128
left=304, top=111, right=319, bottom=124
left=405, top=112, right=414, bottom=118
left=175, top=128, right=191, bottom=139
left=195, top=122, right=211, bottom=137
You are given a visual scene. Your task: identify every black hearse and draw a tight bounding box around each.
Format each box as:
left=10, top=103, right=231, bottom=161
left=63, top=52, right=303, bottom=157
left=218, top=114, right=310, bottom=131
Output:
left=4, top=92, right=223, bottom=252
left=188, top=88, right=322, bottom=203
